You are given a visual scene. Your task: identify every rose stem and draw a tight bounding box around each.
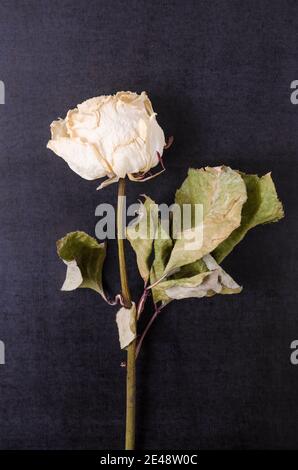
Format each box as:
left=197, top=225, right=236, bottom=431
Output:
left=117, top=178, right=136, bottom=451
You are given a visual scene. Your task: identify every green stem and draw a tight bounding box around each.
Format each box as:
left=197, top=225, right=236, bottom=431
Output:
left=117, top=178, right=136, bottom=450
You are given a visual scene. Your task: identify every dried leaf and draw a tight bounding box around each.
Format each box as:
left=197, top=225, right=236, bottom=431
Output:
left=57, top=231, right=107, bottom=299
left=202, top=254, right=242, bottom=294
left=150, top=220, right=173, bottom=282
left=164, top=166, right=247, bottom=276
left=116, top=302, right=137, bottom=349
left=154, top=254, right=241, bottom=302
left=150, top=220, right=173, bottom=304
left=213, top=172, right=284, bottom=263
left=127, top=196, right=158, bottom=282
left=61, top=259, right=83, bottom=291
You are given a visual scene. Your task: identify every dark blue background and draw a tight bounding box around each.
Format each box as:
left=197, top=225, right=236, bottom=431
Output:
left=0, top=0, right=296, bottom=449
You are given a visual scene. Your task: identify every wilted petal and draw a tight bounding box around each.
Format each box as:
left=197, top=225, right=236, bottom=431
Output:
left=146, top=115, right=166, bottom=169
left=50, top=119, right=68, bottom=139
left=111, top=139, right=149, bottom=178
left=96, top=174, right=119, bottom=190
left=47, top=137, right=108, bottom=180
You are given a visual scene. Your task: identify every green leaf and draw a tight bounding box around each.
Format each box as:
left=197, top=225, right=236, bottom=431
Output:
left=56, top=231, right=107, bottom=299
left=163, top=166, right=247, bottom=276
left=127, top=196, right=158, bottom=282
left=116, top=302, right=137, bottom=349
left=213, top=172, right=284, bottom=263
left=153, top=254, right=241, bottom=302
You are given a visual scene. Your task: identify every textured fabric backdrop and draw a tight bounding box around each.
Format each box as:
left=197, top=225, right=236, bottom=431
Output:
left=0, top=0, right=296, bottom=449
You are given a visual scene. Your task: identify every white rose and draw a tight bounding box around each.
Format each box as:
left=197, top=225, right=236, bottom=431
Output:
left=47, top=91, right=166, bottom=188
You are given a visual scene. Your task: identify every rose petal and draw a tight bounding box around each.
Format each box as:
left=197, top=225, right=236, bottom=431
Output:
left=47, top=137, right=107, bottom=180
